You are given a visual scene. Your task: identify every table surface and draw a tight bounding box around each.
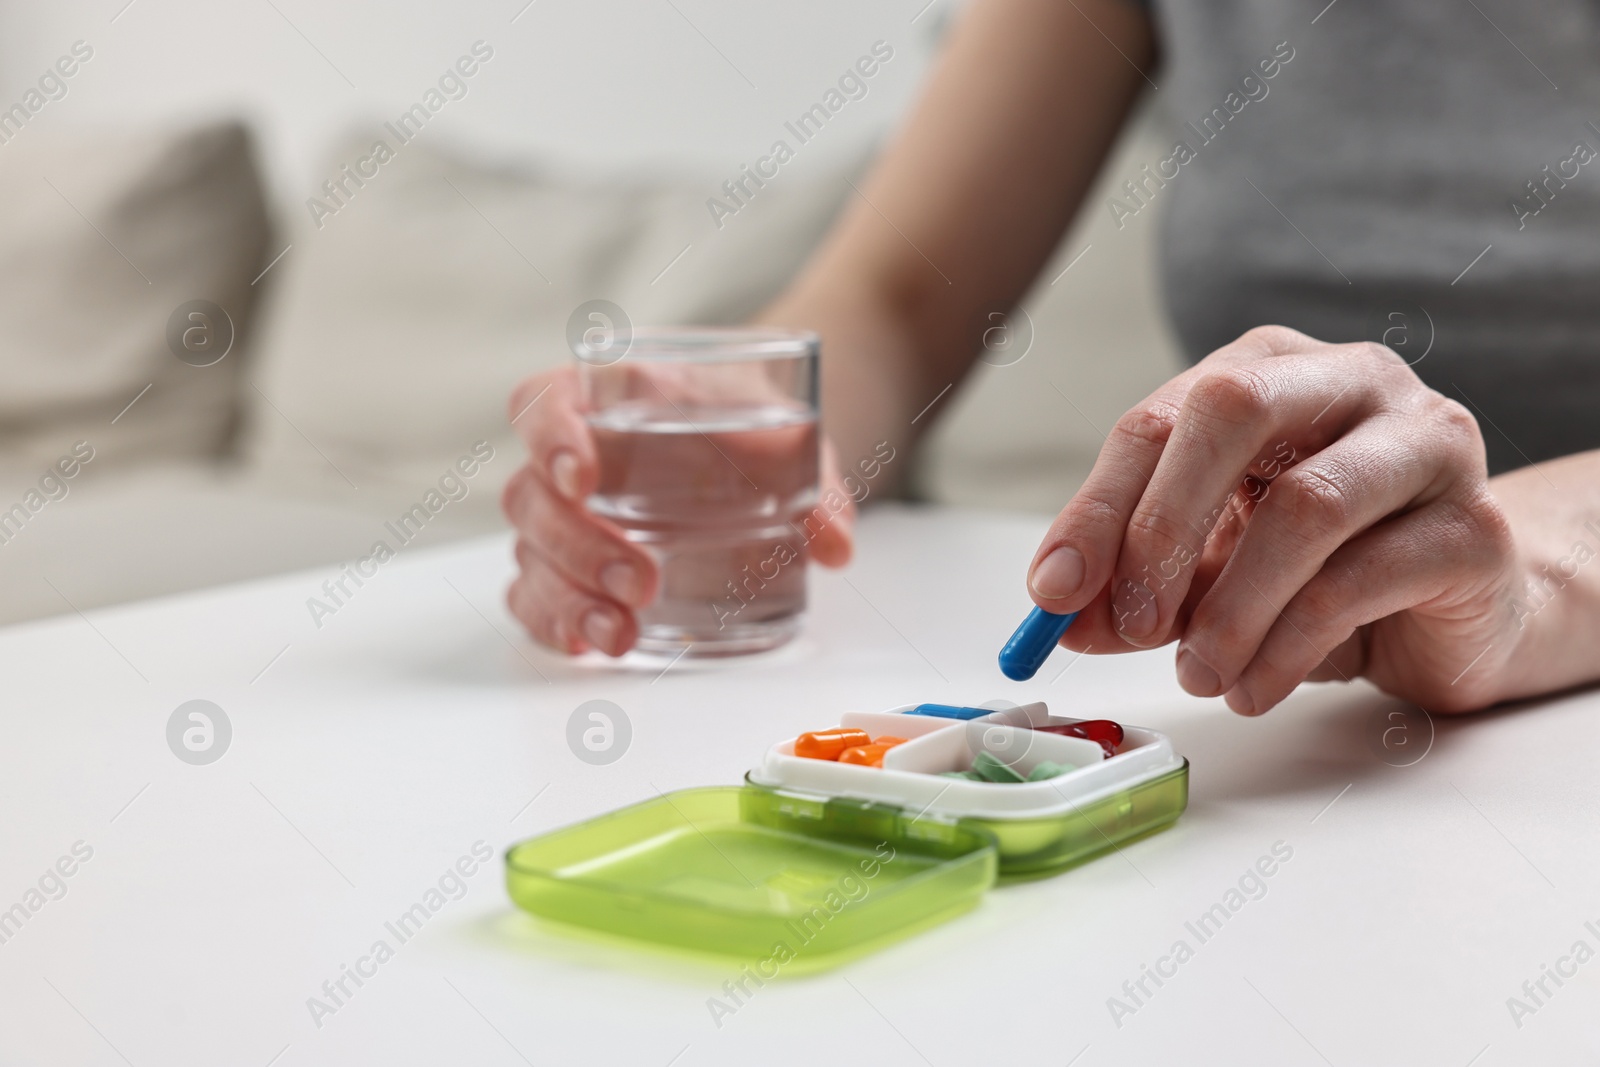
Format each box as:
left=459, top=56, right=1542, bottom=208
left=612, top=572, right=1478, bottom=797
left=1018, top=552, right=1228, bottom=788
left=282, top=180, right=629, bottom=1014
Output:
left=2, top=504, right=1596, bottom=1066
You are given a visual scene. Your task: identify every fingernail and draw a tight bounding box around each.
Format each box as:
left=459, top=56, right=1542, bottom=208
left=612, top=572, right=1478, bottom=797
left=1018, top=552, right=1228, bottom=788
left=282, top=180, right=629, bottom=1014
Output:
left=1112, top=579, right=1157, bottom=641
left=1175, top=648, right=1221, bottom=696
left=582, top=608, right=619, bottom=652
left=599, top=560, right=644, bottom=605
left=1029, top=546, right=1085, bottom=601
left=550, top=450, right=581, bottom=500
left=1225, top=685, right=1256, bottom=716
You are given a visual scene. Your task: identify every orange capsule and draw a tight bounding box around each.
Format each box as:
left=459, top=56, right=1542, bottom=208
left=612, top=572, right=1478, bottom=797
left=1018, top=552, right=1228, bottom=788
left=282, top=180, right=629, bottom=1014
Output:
left=839, top=743, right=894, bottom=768
left=837, top=736, right=908, bottom=768
left=794, top=728, right=872, bottom=760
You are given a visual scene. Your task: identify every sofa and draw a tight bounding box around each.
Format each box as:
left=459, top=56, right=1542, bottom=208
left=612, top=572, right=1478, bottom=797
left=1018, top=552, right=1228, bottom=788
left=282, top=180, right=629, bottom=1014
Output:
left=0, top=98, right=1182, bottom=627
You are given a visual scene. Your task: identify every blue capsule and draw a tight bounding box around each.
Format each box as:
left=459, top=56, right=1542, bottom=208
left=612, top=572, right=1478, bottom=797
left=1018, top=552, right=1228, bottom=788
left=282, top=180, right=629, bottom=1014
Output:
left=905, top=703, right=991, bottom=720
left=998, top=607, right=1078, bottom=681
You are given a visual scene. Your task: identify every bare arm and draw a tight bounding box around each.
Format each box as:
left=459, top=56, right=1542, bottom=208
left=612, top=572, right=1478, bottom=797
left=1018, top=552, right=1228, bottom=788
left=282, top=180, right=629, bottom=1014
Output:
left=1487, top=451, right=1600, bottom=705
left=756, top=0, right=1154, bottom=476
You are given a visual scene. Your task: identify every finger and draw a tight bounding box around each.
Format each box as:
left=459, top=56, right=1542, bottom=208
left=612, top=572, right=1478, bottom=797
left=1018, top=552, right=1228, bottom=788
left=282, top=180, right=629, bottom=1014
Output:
left=1305, top=634, right=1365, bottom=683
left=1172, top=483, right=1257, bottom=632
left=508, top=539, right=638, bottom=657
left=1051, top=580, right=1143, bottom=654
left=1225, top=493, right=1509, bottom=715
left=1024, top=325, right=1325, bottom=621
left=1111, top=352, right=1386, bottom=649
left=1176, top=399, right=1473, bottom=699
left=806, top=437, right=856, bottom=568
left=808, top=508, right=854, bottom=568
left=508, top=368, right=597, bottom=503
left=507, top=542, right=581, bottom=654
left=1026, top=389, right=1186, bottom=621
left=501, top=464, right=658, bottom=607
left=1057, top=477, right=1258, bottom=654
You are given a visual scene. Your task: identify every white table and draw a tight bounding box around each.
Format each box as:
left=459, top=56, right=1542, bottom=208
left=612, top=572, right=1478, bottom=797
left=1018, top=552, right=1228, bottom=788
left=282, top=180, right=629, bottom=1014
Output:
left=2, top=505, right=1596, bottom=1066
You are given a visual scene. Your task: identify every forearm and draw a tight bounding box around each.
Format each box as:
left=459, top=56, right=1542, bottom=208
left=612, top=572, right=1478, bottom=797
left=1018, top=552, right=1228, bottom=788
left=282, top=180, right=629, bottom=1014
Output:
left=755, top=0, right=1152, bottom=484
left=755, top=281, right=927, bottom=481
left=1490, top=449, right=1600, bottom=701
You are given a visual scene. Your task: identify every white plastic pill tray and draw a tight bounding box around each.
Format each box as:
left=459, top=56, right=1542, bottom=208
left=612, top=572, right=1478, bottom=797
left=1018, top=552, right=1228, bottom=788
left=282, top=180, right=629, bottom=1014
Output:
left=744, top=701, right=1190, bottom=877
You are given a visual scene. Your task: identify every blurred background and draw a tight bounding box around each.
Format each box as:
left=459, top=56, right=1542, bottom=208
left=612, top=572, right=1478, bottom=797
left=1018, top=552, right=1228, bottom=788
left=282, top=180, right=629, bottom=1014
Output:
left=0, top=0, right=1181, bottom=627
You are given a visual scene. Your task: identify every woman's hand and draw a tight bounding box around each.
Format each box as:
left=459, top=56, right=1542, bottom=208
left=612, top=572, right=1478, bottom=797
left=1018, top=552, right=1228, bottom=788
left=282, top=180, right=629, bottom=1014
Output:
left=500, top=366, right=854, bottom=656
left=1025, top=325, right=1524, bottom=715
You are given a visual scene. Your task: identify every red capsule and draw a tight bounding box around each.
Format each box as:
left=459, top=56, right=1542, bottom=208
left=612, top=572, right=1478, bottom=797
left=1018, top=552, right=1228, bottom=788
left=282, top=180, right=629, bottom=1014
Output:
left=1035, top=719, right=1124, bottom=757
left=1072, top=719, right=1125, bottom=746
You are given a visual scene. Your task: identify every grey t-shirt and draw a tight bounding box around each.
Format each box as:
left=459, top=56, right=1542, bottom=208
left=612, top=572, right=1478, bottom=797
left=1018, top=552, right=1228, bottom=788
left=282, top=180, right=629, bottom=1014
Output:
left=1141, top=1, right=1600, bottom=473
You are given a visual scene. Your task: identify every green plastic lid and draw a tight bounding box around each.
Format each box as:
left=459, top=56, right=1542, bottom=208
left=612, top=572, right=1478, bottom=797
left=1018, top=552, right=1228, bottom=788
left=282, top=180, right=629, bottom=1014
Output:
left=505, top=786, right=997, bottom=969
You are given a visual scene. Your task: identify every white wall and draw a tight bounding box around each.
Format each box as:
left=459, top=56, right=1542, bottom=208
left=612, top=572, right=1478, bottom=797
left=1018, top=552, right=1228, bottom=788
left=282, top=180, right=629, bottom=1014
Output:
left=0, top=0, right=945, bottom=210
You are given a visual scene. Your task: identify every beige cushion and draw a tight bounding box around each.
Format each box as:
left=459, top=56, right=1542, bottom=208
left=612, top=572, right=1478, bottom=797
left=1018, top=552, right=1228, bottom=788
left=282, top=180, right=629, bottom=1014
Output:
left=0, top=121, right=272, bottom=480
left=242, top=112, right=1184, bottom=528
left=242, top=135, right=859, bottom=525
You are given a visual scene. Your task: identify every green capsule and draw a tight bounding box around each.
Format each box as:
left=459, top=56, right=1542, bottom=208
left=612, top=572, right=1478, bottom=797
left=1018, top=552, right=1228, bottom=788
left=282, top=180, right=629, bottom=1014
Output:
left=1027, top=760, right=1074, bottom=782
left=939, top=770, right=983, bottom=781
left=972, top=751, right=1026, bottom=783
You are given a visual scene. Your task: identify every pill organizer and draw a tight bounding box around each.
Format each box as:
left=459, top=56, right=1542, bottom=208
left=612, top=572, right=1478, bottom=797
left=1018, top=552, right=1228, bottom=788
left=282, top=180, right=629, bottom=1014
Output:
left=505, top=701, right=1187, bottom=968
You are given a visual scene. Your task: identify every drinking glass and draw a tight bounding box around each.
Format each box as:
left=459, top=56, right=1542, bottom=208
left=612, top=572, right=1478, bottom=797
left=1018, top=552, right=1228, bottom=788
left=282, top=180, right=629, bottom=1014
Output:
left=577, top=327, right=820, bottom=656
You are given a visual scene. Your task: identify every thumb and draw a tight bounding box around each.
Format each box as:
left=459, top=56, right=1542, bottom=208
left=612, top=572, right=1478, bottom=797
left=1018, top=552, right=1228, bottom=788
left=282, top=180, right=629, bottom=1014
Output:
left=807, top=438, right=856, bottom=568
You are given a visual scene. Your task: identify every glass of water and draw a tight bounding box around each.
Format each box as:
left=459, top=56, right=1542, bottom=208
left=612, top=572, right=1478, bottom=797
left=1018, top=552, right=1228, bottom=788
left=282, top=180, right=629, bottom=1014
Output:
left=577, top=327, right=820, bottom=657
